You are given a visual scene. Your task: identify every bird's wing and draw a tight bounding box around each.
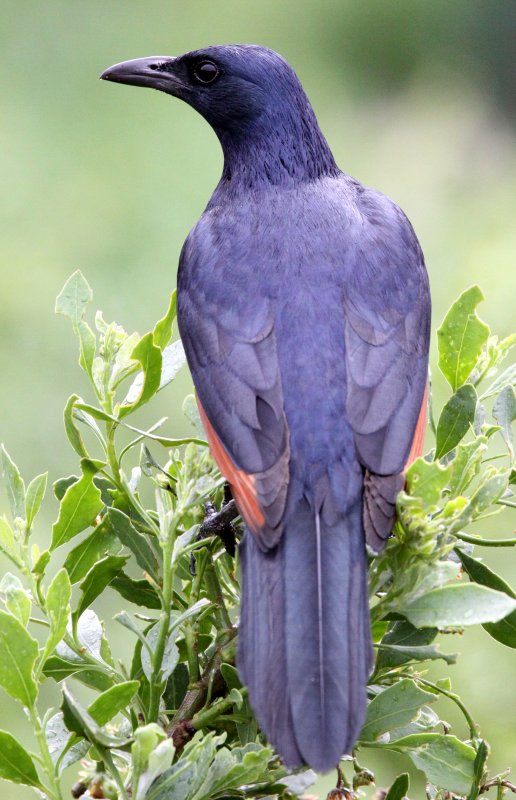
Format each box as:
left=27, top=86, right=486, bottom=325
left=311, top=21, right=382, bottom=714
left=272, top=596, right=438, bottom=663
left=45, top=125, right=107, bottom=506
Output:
left=343, top=192, right=431, bottom=550
left=177, top=245, right=289, bottom=550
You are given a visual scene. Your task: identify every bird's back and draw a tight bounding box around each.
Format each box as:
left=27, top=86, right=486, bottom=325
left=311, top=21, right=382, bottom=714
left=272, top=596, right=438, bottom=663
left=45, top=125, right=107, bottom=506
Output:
left=178, top=170, right=426, bottom=518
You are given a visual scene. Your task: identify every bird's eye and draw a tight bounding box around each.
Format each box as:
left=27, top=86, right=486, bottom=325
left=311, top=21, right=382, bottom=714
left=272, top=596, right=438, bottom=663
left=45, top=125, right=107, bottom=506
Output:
left=193, top=60, right=220, bottom=85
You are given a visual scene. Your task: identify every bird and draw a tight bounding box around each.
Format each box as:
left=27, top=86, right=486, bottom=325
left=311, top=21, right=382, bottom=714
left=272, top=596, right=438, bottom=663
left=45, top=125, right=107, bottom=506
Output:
left=101, top=45, right=431, bottom=773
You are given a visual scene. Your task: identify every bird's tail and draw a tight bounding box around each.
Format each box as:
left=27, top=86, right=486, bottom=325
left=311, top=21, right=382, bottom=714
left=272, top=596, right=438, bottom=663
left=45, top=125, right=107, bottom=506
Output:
left=238, top=496, right=372, bottom=773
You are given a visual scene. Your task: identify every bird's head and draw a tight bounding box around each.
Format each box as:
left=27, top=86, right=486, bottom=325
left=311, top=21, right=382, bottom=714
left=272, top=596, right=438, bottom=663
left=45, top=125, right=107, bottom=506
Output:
left=102, top=45, right=303, bottom=132
left=101, top=44, right=337, bottom=185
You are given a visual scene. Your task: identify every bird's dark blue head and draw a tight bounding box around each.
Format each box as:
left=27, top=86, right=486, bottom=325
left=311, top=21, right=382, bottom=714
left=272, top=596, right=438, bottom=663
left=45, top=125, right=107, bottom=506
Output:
left=101, top=45, right=338, bottom=188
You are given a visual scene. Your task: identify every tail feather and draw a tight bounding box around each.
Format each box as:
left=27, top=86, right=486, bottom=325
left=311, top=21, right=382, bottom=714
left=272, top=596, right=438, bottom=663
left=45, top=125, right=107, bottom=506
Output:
left=237, top=497, right=372, bottom=773
left=238, top=532, right=303, bottom=767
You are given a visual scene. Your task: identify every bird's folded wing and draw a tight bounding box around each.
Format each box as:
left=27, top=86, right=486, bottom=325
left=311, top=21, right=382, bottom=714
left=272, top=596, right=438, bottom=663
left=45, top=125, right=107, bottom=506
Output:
left=178, top=291, right=289, bottom=550
left=343, top=196, right=431, bottom=549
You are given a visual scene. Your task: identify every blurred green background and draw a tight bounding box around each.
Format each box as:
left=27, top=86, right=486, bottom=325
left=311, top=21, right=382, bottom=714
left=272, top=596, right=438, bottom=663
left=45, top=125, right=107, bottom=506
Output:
left=1, top=1, right=515, bottom=797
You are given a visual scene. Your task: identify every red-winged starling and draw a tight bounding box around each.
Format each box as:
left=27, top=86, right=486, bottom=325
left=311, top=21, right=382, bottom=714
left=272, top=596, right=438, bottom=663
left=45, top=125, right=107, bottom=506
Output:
left=101, top=45, right=431, bottom=773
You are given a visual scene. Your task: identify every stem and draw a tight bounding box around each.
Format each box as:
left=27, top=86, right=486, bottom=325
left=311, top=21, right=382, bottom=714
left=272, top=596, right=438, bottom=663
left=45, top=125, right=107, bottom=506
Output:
left=498, top=499, right=516, bottom=509
left=30, top=706, right=63, bottom=800
left=101, top=749, right=129, bottom=800
left=203, top=543, right=232, bottom=632
left=454, top=531, right=516, bottom=547
left=191, top=687, right=248, bottom=729
left=184, top=623, right=200, bottom=684
left=103, top=423, right=161, bottom=537
left=413, top=676, right=479, bottom=742
left=105, top=420, right=121, bottom=485
left=168, top=632, right=237, bottom=733
left=148, top=533, right=175, bottom=721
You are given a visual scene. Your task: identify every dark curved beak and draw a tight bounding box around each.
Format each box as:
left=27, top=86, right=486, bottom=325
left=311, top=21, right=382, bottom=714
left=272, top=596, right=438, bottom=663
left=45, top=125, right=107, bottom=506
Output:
left=100, top=56, right=181, bottom=93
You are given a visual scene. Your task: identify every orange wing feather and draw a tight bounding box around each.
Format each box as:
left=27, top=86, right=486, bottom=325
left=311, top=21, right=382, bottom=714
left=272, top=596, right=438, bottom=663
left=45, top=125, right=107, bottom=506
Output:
left=404, top=384, right=428, bottom=472
left=197, top=399, right=265, bottom=533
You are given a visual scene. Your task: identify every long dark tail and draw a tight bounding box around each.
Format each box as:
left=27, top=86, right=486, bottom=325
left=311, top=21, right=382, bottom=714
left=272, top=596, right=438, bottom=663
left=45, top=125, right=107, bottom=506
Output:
left=238, top=497, right=372, bottom=773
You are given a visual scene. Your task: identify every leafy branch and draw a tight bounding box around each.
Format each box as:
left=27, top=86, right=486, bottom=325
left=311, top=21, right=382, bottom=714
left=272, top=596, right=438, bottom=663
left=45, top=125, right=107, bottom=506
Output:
left=0, top=274, right=514, bottom=799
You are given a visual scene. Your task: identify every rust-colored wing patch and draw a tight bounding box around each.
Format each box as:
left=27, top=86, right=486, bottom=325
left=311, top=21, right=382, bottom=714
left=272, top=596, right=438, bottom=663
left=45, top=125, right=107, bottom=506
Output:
left=198, top=400, right=265, bottom=534
left=364, top=384, right=429, bottom=553
left=404, top=384, right=428, bottom=472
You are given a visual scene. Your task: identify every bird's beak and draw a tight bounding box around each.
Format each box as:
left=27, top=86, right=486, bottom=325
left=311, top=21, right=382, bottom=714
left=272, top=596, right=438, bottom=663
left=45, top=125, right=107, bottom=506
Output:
left=100, top=56, right=182, bottom=94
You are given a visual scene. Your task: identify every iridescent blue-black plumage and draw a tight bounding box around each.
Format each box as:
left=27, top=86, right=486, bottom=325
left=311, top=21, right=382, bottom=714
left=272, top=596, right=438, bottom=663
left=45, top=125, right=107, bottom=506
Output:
left=101, top=44, right=431, bottom=772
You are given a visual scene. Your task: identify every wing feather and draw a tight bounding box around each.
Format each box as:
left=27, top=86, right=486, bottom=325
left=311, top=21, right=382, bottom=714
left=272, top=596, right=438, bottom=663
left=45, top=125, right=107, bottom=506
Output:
left=344, top=192, right=431, bottom=549
left=177, top=238, right=289, bottom=550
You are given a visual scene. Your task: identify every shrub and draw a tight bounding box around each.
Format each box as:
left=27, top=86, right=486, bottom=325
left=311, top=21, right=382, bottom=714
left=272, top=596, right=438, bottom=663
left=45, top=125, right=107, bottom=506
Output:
left=0, top=274, right=514, bottom=799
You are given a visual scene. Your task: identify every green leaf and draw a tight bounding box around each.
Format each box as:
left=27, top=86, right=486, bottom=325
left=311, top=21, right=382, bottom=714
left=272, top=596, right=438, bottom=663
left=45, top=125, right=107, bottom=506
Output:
left=360, top=679, right=436, bottom=742
left=0, top=445, right=25, bottom=519
left=153, top=290, right=177, bottom=350
left=146, top=753, right=200, bottom=800
left=183, top=394, right=206, bottom=438
left=53, top=475, right=79, bottom=501
left=220, top=663, right=242, bottom=691
left=388, top=704, right=440, bottom=740
left=0, top=573, right=31, bottom=627
left=448, top=437, right=487, bottom=496
left=0, top=610, right=38, bottom=706
left=493, top=384, right=516, bottom=457
left=0, top=730, right=42, bottom=788
left=110, top=573, right=161, bottom=609
left=404, top=583, right=516, bottom=628
left=46, top=712, right=89, bottom=772
left=437, top=285, right=490, bottom=390
left=32, top=549, right=50, bottom=577
left=376, top=643, right=456, bottom=667
left=157, top=340, right=187, bottom=392
left=133, top=732, right=175, bottom=799
left=279, top=771, right=317, bottom=796
left=406, top=458, right=451, bottom=505
left=51, top=459, right=104, bottom=549
left=170, top=599, right=210, bottom=633
left=55, top=271, right=96, bottom=379
left=114, top=611, right=150, bottom=650
left=120, top=332, right=162, bottom=417
left=389, top=733, right=476, bottom=795
left=163, top=663, right=189, bottom=713
left=0, top=517, right=20, bottom=566
left=435, top=384, right=477, bottom=459
left=24, top=472, right=47, bottom=529
left=457, top=549, right=516, bottom=647
left=44, top=569, right=72, bottom=657
left=107, top=507, right=159, bottom=578
left=75, top=402, right=206, bottom=447
left=132, top=723, right=175, bottom=799
left=55, top=269, right=92, bottom=321
left=88, top=681, right=139, bottom=726
left=470, top=468, right=509, bottom=516
left=188, top=741, right=277, bottom=800
left=60, top=608, right=104, bottom=661
left=63, top=514, right=122, bottom=583
left=376, top=621, right=437, bottom=670
left=61, top=685, right=131, bottom=749
left=141, top=625, right=179, bottom=682
left=43, top=656, right=114, bottom=692
left=467, top=739, right=489, bottom=800
left=63, top=395, right=90, bottom=459
left=384, top=773, right=409, bottom=800
left=75, top=554, right=128, bottom=620
left=43, top=656, right=82, bottom=682
left=481, top=363, right=516, bottom=400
